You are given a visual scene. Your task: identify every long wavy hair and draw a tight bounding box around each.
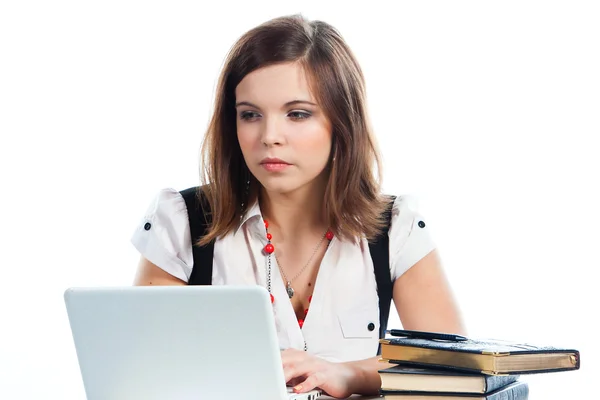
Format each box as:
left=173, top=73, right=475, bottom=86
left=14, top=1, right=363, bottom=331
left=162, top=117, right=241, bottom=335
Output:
left=197, top=14, right=390, bottom=245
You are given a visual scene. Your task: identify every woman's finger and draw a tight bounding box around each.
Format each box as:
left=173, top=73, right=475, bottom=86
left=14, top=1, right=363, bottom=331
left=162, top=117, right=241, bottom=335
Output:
left=286, top=376, right=304, bottom=388
left=293, top=372, right=324, bottom=394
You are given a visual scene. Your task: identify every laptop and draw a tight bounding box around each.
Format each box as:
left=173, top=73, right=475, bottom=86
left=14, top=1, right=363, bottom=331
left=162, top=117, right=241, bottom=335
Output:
left=64, top=285, right=323, bottom=400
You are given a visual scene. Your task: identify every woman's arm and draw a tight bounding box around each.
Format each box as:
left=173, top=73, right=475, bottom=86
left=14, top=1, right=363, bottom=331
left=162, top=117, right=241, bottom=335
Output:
left=321, top=249, right=466, bottom=396
left=132, top=256, right=186, bottom=286
left=282, top=350, right=395, bottom=398
left=393, top=249, right=466, bottom=335
left=341, top=356, right=396, bottom=396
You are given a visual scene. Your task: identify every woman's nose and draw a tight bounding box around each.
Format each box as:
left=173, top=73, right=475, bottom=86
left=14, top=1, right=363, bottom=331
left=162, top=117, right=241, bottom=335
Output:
left=260, top=116, right=285, bottom=147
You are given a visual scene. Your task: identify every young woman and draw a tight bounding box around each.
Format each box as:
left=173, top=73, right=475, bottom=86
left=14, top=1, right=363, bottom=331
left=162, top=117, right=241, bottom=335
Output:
left=131, top=14, right=465, bottom=398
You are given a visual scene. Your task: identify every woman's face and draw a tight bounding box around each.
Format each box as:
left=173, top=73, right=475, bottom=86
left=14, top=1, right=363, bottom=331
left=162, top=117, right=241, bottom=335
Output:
left=235, top=62, right=332, bottom=196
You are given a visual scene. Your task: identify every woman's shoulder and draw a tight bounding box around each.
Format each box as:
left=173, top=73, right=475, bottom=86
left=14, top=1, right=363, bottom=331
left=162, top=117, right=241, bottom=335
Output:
left=130, top=187, right=195, bottom=282
left=385, top=193, right=436, bottom=280
left=386, top=193, right=423, bottom=223
left=385, top=193, right=430, bottom=232
left=132, top=187, right=192, bottom=244
left=144, top=187, right=189, bottom=214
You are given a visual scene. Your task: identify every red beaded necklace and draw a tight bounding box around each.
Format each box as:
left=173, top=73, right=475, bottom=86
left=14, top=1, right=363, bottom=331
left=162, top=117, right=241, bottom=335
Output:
left=262, top=219, right=333, bottom=330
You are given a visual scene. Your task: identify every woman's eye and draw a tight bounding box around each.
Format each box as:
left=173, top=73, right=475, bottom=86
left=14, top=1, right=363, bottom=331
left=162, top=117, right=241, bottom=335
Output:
left=288, top=111, right=311, bottom=120
left=240, top=111, right=260, bottom=121
left=239, top=110, right=311, bottom=121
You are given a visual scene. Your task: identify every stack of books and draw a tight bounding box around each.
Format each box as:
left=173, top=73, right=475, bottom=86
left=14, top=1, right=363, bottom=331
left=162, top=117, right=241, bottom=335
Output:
left=377, top=329, right=580, bottom=399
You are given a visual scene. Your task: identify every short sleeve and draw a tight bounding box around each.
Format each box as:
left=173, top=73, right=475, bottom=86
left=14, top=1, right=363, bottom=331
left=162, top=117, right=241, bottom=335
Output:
left=388, top=195, right=437, bottom=281
left=130, top=188, right=193, bottom=282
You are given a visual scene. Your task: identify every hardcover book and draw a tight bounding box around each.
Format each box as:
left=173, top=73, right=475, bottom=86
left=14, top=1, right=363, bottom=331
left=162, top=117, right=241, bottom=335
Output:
left=380, top=381, right=529, bottom=400
left=379, top=365, right=519, bottom=394
left=379, top=336, right=579, bottom=375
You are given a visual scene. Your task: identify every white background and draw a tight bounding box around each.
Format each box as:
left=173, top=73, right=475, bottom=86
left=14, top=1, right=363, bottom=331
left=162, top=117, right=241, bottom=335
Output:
left=1, top=1, right=598, bottom=399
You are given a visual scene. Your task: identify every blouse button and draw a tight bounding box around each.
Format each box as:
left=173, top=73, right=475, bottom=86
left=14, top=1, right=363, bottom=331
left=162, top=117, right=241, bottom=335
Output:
left=367, top=322, right=375, bottom=331
left=418, top=220, right=426, bottom=228
left=144, top=222, right=152, bottom=231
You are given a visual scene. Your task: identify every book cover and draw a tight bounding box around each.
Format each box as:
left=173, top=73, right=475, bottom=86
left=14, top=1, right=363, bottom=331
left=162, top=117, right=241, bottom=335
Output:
left=379, top=336, right=579, bottom=375
left=379, top=365, right=519, bottom=393
left=380, top=381, right=529, bottom=400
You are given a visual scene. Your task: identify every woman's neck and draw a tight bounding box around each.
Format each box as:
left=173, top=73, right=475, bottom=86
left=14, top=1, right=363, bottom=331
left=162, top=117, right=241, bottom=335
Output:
left=259, top=184, right=328, bottom=240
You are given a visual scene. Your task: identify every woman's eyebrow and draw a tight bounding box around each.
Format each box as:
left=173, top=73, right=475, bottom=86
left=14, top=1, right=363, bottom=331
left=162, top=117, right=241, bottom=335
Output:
left=235, top=99, right=318, bottom=109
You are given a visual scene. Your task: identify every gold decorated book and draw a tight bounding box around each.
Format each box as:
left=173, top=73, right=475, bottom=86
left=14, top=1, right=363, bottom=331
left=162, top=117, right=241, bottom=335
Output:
left=379, top=336, right=579, bottom=375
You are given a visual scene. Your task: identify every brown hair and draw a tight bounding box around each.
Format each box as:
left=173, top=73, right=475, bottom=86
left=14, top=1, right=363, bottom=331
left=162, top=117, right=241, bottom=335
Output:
left=198, top=14, right=390, bottom=245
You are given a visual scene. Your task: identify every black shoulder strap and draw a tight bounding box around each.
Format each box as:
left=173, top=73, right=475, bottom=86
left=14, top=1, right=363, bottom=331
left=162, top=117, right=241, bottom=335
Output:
left=180, top=186, right=214, bottom=285
left=369, top=196, right=397, bottom=341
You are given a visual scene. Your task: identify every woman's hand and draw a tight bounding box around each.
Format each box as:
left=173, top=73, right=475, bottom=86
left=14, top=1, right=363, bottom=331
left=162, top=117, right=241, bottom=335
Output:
left=281, top=348, right=358, bottom=398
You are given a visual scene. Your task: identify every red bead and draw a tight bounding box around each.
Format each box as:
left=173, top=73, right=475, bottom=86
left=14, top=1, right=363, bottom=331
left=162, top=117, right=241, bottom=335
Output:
left=270, top=294, right=274, bottom=303
left=264, top=220, right=269, bottom=229
left=326, top=230, right=334, bottom=240
left=266, top=233, right=272, bottom=240
left=264, top=243, right=275, bottom=254
left=298, top=319, right=304, bottom=328
left=304, top=309, right=309, bottom=315
left=308, top=295, right=312, bottom=303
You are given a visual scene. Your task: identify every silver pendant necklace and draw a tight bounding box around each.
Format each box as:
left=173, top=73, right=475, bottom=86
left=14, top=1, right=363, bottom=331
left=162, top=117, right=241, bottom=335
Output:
left=274, top=231, right=328, bottom=299
left=263, top=219, right=334, bottom=352
left=286, top=281, right=295, bottom=298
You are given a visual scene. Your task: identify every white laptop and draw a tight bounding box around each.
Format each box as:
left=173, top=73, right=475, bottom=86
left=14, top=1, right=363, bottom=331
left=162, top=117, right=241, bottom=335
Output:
left=64, top=285, right=323, bottom=400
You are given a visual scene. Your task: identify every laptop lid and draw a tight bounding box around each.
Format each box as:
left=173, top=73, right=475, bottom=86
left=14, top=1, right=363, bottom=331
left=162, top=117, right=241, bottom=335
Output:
left=64, top=285, right=319, bottom=400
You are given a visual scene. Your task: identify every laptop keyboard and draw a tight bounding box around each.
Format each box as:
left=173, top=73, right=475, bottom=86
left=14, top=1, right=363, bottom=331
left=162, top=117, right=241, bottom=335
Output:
left=286, top=386, right=321, bottom=400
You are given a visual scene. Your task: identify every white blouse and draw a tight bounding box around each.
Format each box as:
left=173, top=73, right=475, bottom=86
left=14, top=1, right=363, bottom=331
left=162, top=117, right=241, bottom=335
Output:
left=131, top=188, right=436, bottom=363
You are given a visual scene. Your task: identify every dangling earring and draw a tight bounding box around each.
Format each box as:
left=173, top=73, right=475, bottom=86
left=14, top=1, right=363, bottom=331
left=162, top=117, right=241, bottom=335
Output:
left=244, top=176, right=250, bottom=200
left=240, top=169, right=251, bottom=215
